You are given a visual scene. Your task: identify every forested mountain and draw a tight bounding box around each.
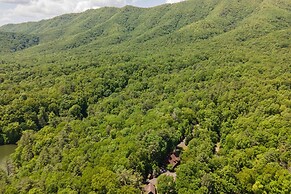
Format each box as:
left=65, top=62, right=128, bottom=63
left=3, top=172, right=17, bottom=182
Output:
left=0, top=32, right=39, bottom=53
left=0, top=0, right=290, bottom=193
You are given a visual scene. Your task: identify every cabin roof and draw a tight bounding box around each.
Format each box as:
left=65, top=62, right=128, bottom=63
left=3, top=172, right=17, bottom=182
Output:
left=168, top=153, right=180, bottom=168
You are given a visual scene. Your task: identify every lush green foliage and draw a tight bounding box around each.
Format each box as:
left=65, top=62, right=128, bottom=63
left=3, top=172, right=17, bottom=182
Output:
left=0, top=32, right=39, bottom=53
left=0, top=0, right=290, bottom=193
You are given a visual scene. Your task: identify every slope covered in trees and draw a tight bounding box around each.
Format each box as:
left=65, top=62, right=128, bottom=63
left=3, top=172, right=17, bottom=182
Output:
left=0, top=32, right=39, bottom=53
left=0, top=0, right=290, bottom=193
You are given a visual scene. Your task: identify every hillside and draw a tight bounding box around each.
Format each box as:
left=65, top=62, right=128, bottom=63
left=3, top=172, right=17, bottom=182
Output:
left=0, top=0, right=290, bottom=193
left=0, top=32, right=39, bottom=53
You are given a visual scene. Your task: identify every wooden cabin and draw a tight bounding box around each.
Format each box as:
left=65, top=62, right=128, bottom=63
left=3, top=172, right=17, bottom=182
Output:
left=168, top=153, right=180, bottom=171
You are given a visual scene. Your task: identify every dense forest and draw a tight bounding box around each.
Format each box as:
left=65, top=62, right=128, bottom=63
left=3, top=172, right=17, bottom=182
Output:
left=0, top=0, right=290, bottom=193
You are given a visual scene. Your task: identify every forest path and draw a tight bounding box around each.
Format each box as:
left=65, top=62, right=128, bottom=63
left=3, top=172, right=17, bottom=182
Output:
left=215, top=142, right=220, bottom=154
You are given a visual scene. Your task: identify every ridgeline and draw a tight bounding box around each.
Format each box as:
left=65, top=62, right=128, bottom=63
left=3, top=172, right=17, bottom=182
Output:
left=0, top=0, right=290, bottom=193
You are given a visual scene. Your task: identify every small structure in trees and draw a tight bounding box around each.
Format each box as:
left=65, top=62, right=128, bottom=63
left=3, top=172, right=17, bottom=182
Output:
left=167, top=153, right=180, bottom=171
left=177, top=138, right=188, bottom=150
left=144, top=182, right=156, bottom=194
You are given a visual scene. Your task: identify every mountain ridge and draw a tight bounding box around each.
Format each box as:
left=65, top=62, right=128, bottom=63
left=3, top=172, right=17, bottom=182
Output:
left=0, top=0, right=290, bottom=55
left=0, top=0, right=290, bottom=193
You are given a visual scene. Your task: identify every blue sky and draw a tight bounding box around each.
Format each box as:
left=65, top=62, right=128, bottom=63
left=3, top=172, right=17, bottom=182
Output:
left=0, top=0, right=185, bottom=26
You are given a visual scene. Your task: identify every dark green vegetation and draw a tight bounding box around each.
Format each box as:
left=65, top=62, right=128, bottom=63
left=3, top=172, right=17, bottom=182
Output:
left=0, top=32, right=39, bottom=53
left=0, top=0, right=290, bottom=193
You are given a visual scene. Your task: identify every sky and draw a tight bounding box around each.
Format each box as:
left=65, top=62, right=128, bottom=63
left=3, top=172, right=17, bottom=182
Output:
left=0, top=0, right=185, bottom=26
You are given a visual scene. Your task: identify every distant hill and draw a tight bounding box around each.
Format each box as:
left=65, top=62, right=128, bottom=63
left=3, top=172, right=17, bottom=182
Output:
left=0, top=0, right=290, bottom=193
left=0, top=32, right=39, bottom=53
left=0, top=0, right=289, bottom=53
